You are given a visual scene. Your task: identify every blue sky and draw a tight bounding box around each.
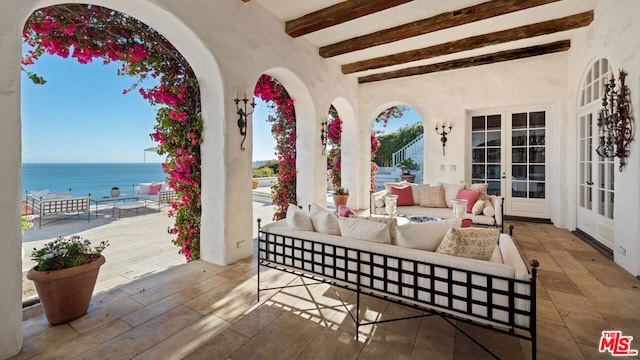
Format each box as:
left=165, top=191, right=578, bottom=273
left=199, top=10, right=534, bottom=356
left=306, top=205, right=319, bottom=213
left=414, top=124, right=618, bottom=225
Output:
left=21, top=51, right=420, bottom=163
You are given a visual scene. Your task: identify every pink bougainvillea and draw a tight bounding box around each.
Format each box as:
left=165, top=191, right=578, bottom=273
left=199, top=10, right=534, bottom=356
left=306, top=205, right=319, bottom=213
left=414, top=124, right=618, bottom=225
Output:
left=22, top=4, right=202, bottom=261
left=326, top=106, right=342, bottom=189
left=254, top=75, right=296, bottom=220
left=370, top=106, right=408, bottom=191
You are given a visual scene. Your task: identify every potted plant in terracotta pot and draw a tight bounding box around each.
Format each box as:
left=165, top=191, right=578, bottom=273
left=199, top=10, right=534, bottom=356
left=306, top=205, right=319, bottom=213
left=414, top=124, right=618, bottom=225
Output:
left=397, top=158, right=420, bottom=183
left=332, top=187, right=349, bottom=208
left=27, top=235, right=109, bottom=324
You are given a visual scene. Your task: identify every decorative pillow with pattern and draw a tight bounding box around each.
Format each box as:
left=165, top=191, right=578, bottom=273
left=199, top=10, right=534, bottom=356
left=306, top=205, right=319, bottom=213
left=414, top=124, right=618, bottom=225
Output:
left=419, top=185, right=447, bottom=208
left=435, top=228, right=499, bottom=261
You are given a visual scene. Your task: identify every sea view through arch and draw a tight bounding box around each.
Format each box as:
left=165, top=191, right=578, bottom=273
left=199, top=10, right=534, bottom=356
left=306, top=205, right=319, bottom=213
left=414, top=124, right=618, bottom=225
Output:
left=21, top=163, right=166, bottom=199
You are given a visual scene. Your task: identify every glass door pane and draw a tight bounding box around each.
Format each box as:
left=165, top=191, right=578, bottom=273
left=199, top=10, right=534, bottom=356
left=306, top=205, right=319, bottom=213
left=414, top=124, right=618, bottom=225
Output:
left=510, top=112, right=545, bottom=199
left=471, top=115, right=501, bottom=196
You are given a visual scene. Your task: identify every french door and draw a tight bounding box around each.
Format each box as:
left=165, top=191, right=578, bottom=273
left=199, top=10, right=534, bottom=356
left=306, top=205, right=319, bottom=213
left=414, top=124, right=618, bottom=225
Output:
left=576, top=58, right=614, bottom=250
left=577, top=110, right=614, bottom=249
left=471, top=107, right=549, bottom=219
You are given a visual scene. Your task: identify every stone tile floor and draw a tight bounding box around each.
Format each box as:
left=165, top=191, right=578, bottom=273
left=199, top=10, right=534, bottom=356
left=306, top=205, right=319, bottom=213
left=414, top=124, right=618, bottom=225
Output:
left=12, top=218, right=640, bottom=360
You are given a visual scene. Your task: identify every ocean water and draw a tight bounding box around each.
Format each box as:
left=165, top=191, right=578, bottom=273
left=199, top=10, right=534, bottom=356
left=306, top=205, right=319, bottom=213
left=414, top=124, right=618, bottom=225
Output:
left=21, top=163, right=167, bottom=198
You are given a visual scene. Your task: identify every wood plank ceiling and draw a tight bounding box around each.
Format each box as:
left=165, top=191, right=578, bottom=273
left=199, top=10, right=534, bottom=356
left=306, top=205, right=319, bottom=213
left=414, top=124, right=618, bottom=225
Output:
left=254, top=0, right=596, bottom=83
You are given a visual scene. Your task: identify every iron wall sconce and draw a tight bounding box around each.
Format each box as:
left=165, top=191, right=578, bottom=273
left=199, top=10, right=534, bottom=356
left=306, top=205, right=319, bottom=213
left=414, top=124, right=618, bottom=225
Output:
left=435, top=122, right=453, bottom=155
left=596, top=69, right=634, bottom=171
left=320, top=119, right=328, bottom=155
left=234, top=92, right=255, bottom=151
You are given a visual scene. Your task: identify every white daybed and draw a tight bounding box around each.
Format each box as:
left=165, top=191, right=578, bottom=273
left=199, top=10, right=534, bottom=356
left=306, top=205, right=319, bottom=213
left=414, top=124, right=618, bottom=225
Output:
left=133, top=182, right=175, bottom=210
left=25, top=190, right=90, bottom=228
left=257, top=215, right=539, bottom=359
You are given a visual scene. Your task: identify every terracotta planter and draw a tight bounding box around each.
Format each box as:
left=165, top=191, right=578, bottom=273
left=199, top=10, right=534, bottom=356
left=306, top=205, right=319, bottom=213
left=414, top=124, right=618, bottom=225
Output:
left=400, top=174, right=416, bottom=183
left=332, top=194, right=349, bottom=208
left=252, top=180, right=259, bottom=189
left=27, top=255, right=105, bottom=325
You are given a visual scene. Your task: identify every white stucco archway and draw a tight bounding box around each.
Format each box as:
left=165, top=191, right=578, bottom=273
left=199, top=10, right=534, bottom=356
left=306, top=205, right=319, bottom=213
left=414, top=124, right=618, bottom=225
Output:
left=329, top=98, right=359, bottom=207
left=366, top=101, right=425, bottom=187
left=1, top=1, right=225, bottom=356
left=258, top=68, right=321, bottom=207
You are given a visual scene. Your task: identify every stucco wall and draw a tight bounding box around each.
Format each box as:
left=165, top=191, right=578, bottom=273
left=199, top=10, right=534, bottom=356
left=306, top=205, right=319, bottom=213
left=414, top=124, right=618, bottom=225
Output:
left=359, top=53, right=568, bottom=219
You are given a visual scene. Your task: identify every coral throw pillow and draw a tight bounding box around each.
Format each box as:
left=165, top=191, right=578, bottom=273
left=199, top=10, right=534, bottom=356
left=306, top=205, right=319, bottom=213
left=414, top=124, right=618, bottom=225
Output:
left=338, top=205, right=355, bottom=217
left=148, top=183, right=163, bottom=195
left=455, top=189, right=481, bottom=213
left=391, top=186, right=414, bottom=206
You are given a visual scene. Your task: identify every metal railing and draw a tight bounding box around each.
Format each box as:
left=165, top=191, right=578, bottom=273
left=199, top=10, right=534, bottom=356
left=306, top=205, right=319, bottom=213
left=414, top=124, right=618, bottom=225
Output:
left=392, top=133, right=424, bottom=168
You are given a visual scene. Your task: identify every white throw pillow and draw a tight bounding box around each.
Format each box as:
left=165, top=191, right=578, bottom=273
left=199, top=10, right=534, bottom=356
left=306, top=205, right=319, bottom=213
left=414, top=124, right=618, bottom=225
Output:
left=139, top=182, right=152, bottom=195
left=436, top=228, right=499, bottom=261
left=286, top=204, right=315, bottom=232
left=374, top=197, right=385, bottom=208
left=309, top=203, right=341, bottom=235
left=483, top=202, right=496, bottom=217
left=472, top=200, right=485, bottom=215
left=395, top=218, right=461, bottom=251
left=384, top=181, right=408, bottom=193
left=358, top=216, right=397, bottom=245
left=438, top=182, right=465, bottom=208
left=338, top=217, right=391, bottom=244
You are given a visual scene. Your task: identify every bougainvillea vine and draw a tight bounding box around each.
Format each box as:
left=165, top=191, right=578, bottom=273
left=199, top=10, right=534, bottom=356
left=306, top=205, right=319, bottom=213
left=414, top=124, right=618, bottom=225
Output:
left=254, top=75, right=297, bottom=220
left=370, top=105, right=408, bottom=191
left=22, top=4, right=202, bottom=261
left=326, top=106, right=342, bottom=190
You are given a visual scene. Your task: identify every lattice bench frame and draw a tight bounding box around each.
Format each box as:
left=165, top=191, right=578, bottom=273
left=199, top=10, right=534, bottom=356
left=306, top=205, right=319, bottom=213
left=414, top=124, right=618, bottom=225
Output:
left=26, top=194, right=90, bottom=228
left=257, top=220, right=539, bottom=360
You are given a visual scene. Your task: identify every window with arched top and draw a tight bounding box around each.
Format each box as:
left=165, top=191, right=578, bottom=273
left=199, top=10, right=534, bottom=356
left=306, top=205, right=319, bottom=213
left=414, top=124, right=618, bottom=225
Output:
left=576, top=58, right=614, bottom=250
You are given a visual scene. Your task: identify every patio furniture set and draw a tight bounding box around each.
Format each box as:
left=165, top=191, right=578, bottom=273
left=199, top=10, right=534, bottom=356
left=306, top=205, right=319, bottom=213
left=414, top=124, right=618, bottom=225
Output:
left=25, top=182, right=175, bottom=227
left=258, top=191, right=539, bottom=358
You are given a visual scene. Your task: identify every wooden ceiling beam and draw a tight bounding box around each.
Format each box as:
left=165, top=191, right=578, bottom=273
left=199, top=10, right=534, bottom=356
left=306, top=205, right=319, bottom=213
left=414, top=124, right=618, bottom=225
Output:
left=358, top=40, right=571, bottom=84
left=285, top=0, right=413, bottom=38
left=343, top=11, right=592, bottom=74
left=320, top=0, right=560, bottom=58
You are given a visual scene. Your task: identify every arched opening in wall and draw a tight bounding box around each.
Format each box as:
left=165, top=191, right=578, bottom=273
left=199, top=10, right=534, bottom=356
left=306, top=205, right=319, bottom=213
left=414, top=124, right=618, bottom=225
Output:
left=371, top=106, right=423, bottom=190
left=20, top=4, right=204, bottom=302
left=253, top=74, right=297, bottom=221
left=576, top=58, right=614, bottom=252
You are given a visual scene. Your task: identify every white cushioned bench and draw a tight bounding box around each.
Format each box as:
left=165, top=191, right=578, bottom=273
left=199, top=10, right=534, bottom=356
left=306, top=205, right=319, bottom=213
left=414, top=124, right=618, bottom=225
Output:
left=257, top=216, right=539, bottom=359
